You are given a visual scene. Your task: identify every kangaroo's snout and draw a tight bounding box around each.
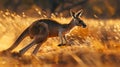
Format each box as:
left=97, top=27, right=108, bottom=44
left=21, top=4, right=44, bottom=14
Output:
left=80, top=21, right=86, bottom=28
left=82, top=24, right=86, bottom=28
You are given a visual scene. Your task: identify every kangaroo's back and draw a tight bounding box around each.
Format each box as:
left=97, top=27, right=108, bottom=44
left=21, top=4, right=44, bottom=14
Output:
left=33, top=19, right=63, bottom=37
left=37, top=19, right=61, bottom=26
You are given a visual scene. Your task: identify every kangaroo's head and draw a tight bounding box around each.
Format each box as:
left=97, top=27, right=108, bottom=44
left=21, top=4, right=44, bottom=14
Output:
left=70, top=9, right=86, bottom=28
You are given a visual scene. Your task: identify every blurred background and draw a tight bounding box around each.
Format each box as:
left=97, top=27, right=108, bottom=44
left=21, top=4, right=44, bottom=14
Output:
left=0, top=0, right=120, bottom=19
left=0, top=0, right=120, bottom=67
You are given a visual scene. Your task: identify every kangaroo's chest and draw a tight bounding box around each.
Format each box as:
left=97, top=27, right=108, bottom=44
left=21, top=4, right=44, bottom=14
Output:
left=48, top=25, right=70, bottom=37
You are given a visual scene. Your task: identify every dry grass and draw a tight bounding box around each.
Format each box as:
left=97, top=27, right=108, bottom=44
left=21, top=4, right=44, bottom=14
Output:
left=0, top=10, right=120, bottom=67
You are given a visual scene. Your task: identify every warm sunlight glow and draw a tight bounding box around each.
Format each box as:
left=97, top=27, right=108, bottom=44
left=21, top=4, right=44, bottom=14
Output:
left=0, top=11, right=120, bottom=67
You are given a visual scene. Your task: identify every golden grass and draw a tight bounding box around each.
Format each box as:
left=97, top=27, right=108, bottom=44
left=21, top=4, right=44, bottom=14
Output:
left=0, top=10, right=120, bottom=67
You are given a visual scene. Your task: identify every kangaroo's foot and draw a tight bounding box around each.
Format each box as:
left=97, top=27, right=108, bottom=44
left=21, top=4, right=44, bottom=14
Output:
left=1, top=50, right=11, bottom=56
left=12, top=52, right=22, bottom=58
left=2, top=50, right=10, bottom=53
left=58, top=43, right=66, bottom=46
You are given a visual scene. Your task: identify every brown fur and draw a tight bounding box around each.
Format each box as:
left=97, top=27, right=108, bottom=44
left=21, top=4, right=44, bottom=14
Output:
left=3, top=10, right=86, bottom=55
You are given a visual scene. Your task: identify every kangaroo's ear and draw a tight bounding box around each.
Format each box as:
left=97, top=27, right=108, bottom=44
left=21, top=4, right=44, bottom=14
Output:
left=70, top=10, right=76, bottom=18
left=75, top=9, right=83, bottom=17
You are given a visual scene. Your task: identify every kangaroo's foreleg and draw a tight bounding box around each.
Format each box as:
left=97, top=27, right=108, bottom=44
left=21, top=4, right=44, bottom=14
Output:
left=58, top=31, right=66, bottom=46
left=63, top=35, right=68, bottom=44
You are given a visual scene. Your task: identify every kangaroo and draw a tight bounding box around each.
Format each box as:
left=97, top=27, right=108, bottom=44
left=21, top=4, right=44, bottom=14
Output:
left=3, top=9, right=86, bottom=55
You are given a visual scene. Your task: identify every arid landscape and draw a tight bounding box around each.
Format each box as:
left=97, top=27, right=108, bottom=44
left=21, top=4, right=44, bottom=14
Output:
left=0, top=10, right=120, bottom=67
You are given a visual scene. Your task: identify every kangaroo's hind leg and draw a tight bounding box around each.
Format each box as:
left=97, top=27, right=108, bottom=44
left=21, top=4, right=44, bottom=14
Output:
left=32, top=33, right=48, bottom=55
left=32, top=41, right=44, bottom=55
left=20, top=22, right=49, bottom=55
left=19, top=40, right=36, bottom=55
left=31, top=22, right=49, bottom=55
left=19, top=34, right=48, bottom=55
left=32, top=43, right=41, bottom=55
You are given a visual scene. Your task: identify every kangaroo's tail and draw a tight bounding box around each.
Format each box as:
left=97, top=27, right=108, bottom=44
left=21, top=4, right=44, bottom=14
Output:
left=5, top=27, right=29, bottom=51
